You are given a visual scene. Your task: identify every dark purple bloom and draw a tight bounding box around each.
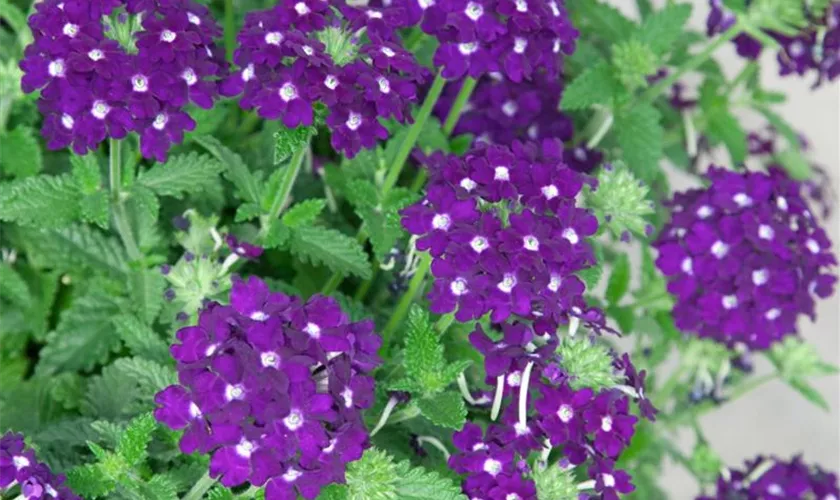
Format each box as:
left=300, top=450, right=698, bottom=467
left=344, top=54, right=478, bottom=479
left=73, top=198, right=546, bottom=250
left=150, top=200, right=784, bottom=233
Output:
left=534, top=383, right=592, bottom=446
left=0, top=432, right=80, bottom=499
left=698, top=455, right=839, bottom=500
left=226, top=235, right=264, bottom=260
left=588, top=458, right=635, bottom=500
left=582, top=392, right=637, bottom=458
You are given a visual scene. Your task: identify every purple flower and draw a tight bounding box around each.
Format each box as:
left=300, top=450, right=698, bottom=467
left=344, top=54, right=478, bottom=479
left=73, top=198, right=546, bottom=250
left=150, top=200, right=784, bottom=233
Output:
left=226, top=235, right=264, bottom=260
left=588, top=458, right=635, bottom=500
left=582, top=392, right=637, bottom=458
left=154, top=276, right=381, bottom=497
left=698, top=455, right=839, bottom=500
left=0, top=432, right=80, bottom=499
left=654, top=166, right=838, bottom=350
left=534, top=383, right=592, bottom=446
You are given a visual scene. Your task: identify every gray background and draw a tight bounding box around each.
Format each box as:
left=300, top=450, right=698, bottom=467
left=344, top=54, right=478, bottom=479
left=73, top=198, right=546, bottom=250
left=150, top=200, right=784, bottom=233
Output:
left=604, top=0, right=840, bottom=497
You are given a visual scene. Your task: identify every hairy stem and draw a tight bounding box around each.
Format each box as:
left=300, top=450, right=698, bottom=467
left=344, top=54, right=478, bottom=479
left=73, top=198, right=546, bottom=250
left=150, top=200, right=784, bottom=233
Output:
left=261, top=142, right=309, bottom=238
left=109, top=139, right=141, bottom=260
left=416, top=436, right=452, bottom=460
left=442, top=77, right=477, bottom=136
left=182, top=471, right=216, bottom=500
left=223, top=0, right=235, bottom=61
left=381, top=252, right=431, bottom=354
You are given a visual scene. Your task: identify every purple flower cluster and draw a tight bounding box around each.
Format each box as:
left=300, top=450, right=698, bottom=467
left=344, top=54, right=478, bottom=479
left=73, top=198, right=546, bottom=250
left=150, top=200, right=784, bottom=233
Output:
left=221, top=1, right=428, bottom=158
left=697, top=455, right=839, bottom=499
left=401, top=140, right=605, bottom=333
left=416, top=0, right=577, bottom=80
left=0, top=432, right=79, bottom=500
left=20, top=0, right=226, bottom=161
left=154, top=276, right=381, bottom=499
left=449, top=330, right=655, bottom=499
left=435, top=72, right=574, bottom=145
left=707, top=0, right=840, bottom=86
left=654, top=166, right=837, bottom=350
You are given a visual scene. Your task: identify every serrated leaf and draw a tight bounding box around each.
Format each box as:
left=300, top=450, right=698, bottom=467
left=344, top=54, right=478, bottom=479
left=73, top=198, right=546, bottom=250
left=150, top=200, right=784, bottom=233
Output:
left=80, top=191, right=111, bottom=229
left=707, top=110, right=748, bottom=165
left=786, top=377, right=830, bottom=411
left=113, top=314, right=171, bottom=364
left=70, top=153, right=102, bottom=194
left=578, top=242, right=604, bottom=291
left=264, top=219, right=291, bottom=249
left=0, top=174, right=82, bottom=227
left=416, top=391, right=467, bottom=430
left=235, top=203, right=262, bottom=222
left=142, top=475, right=179, bottom=500
left=67, top=464, right=116, bottom=498
left=112, top=357, right=177, bottom=400
left=568, top=0, right=637, bottom=44
left=440, top=359, right=473, bottom=385
left=137, top=152, right=225, bottom=198
left=404, top=306, right=445, bottom=380
left=24, top=225, right=128, bottom=277
left=606, top=253, right=631, bottom=304
left=193, top=135, right=261, bottom=204
left=282, top=199, right=327, bottom=228
left=612, top=39, right=658, bottom=90
left=317, top=485, right=348, bottom=500
left=393, top=456, right=466, bottom=500
left=274, top=125, right=314, bottom=164
left=636, top=3, right=692, bottom=55
left=130, top=269, right=165, bottom=325
left=0, top=126, right=42, bottom=177
left=560, top=61, right=620, bottom=110
left=116, top=413, right=156, bottom=467
left=616, top=104, right=663, bottom=182
left=0, top=263, right=31, bottom=308
left=207, top=486, right=236, bottom=500
left=289, top=226, right=371, bottom=279
left=38, top=288, right=127, bottom=375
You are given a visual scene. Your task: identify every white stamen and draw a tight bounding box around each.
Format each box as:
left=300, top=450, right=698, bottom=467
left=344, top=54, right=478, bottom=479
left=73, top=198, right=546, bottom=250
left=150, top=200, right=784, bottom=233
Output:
left=181, top=68, right=197, bottom=86
left=696, top=205, right=713, bottom=219
left=711, top=240, right=729, bottom=259
left=470, top=236, right=488, bottom=253
left=432, top=213, right=452, bottom=230
left=450, top=278, right=469, bottom=296
left=557, top=404, right=574, bottom=423
left=460, top=177, right=477, bottom=191
left=681, top=257, right=693, bottom=274
left=265, top=31, right=283, bottom=45
left=304, top=322, right=321, bottom=339
left=250, top=311, right=269, bottom=321
left=48, top=59, right=65, bottom=78
left=513, top=37, right=527, bottom=54
left=497, top=273, right=517, bottom=294
left=235, top=439, right=255, bottom=458
left=282, top=468, right=303, bottom=482
left=514, top=0, right=527, bottom=12
left=261, top=351, right=280, bottom=368
left=242, top=64, right=255, bottom=82
left=501, top=100, right=518, bottom=117
left=187, top=12, right=201, bottom=25
left=284, top=409, right=304, bottom=431
left=366, top=9, right=383, bottom=18
left=13, top=456, right=30, bottom=469
left=494, top=166, right=510, bottom=180
left=324, top=74, right=339, bottom=89
left=205, top=344, right=218, bottom=357
left=601, top=416, right=613, bottom=432
left=279, top=82, right=298, bottom=102
left=61, top=113, right=74, bottom=130
left=341, top=387, right=353, bottom=408
left=523, top=235, right=539, bottom=251
left=225, top=384, right=245, bottom=401
left=376, top=76, right=390, bottom=94
left=160, top=29, right=177, bottom=42
left=87, top=49, right=104, bottom=61
left=752, top=269, right=768, bottom=286
left=733, top=193, right=752, bottom=207
left=294, top=2, right=310, bottom=15
left=548, top=0, right=560, bottom=15
left=132, top=74, right=149, bottom=92
left=458, top=42, right=478, bottom=55
left=346, top=112, right=362, bottom=131
left=806, top=238, right=820, bottom=254
left=758, top=224, right=775, bottom=240
left=380, top=47, right=396, bottom=57
left=507, top=370, right=522, bottom=387
left=541, top=184, right=559, bottom=200
left=722, top=295, right=738, bottom=310
left=562, top=228, right=579, bottom=245
left=483, top=458, right=503, bottom=477
left=776, top=196, right=788, bottom=211
left=464, top=2, right=483, bottom=20
left=548, top=274, right=562, bottom=292
left=765, top=308, right=781, bottom=320
left=62, top=23, right=79, bottom=37
left=602, top=473, right=616, bottom=488
left=91, top=100, right=110, bottom=120
left=152, top=113, right=168, bottom=131
left=188, top=402, right=202, bottom=418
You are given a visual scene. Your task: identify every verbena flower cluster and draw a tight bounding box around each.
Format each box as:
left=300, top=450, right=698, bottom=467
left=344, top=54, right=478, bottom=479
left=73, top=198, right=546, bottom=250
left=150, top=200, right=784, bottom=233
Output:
left=697, top=455, right=840, bottom=499
left=707, top=0, right=840, bottom=86
left=1, top=432, right=79, bottom=500
left=20, top=0, right=226, bottom=161
left=654, top=166, right=837, bottom=350
left=402, top=139, right=605, bottom=332
left=154, top=276, right=381, bottom=499
left=450, top=330, right=656, bottom=499
left=220, top=0, right=429, bottom=158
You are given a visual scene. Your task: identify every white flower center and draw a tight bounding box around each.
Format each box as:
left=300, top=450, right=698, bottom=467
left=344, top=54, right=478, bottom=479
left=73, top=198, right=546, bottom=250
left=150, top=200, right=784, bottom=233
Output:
left=48, top=59, right=65, bottom=78
left=283, top=468, right=303, bottom=482
left=548, top=1, right=560, bottom=15
left=187, top=12, right=201, bottom=25
left=250, top=310, right=268, bottom=321
left=465, top=2, right=483, bottom=21
left=601, top=416, right=613, bottom=432
left=548, top=274, right=562, bottom=292
left=13, top=456, right=30, bottom=469
left=497, top=273, right=517, bottom=294
left=323, top=439, right=337, bottom=454
left=470, top=236, right=488, bottom=253
left=472, top=442, right=488, bottom=451
left=458, top=42, right=478, bottom=55
left=696, top=205, right=713, bottom=219
left=767, top=484, right=783, bottom=495
left=294, top=2, right=310, bottom=14
left=62, top=23, right=79, bottom=37
left=557, top=404, right=574, bottom=423
left=88, top=49, right=104, bottom=61
left=376, top=76, right=390, bottom=94
left=681, top=257, right=693, bottom=274
left=806, top=238, right=820, bottom=254
left=346, top=112, right=362, bottom=131
left=758, top=224, right=775, bottom=240
left=261, top=351, right=280, bottom=368
left=366, top=9, right=383, bottom=18
left=733, top=193, right=752, bottom=207
left=710, top=240, right=729, bottom=259
left=501, top=100, right=518, bottom=117
left=160, top=29, right=177, bottom=42
left=242, top=64, right=255, bottom=82
left=515, top=0, right=527, bottom=11
left=265, top=31, right=283, bottom=45
left=432, top=213, right=452, bottom=230
left=304, top=322, right=321, bottom=339
left=324, top=74, right=339, bottom=90
left=722, top=295, right=738, bottom=310
left=789, top=40, right=805, bottom=57
left=45, top=486, right=58, bottom=497
left=341, top=387, right=353, bottom=408
left=205, top=343, right=218, bottom=357
left=225, top=384, right=245, bottom=401
left=61, top=113, right=74, bottom=130
left=494, top=166, right=510, bottom=181
left=284, top=409, right=304, bottom=431
left=189, top=402, right=202, bottom=418
left=302, top=45, right=314, bottom=56
left=91, top=100, right=110, bottom=120
left=483, top=458, right=502, bottom=476
left=513, top=37, right=527, bottom=54
left=562, top=228, right=579, bottom=245
left=602, top=473, right=616, bottom=488
left=236, top=439, right=256, bottom=458
left=279, top=82, right=298, bottom=102
left=460, top=177, right=477, bottom=191
left=381, top=47, right=396, bottom=57
left=152, top=113, right=168, bottom=131
left=450, top=278, right=469, bottom=296
left=752, top=269, right=768, bottom=286
left=523, top=235, right=539, bottom=251
left=418, top=0, right=435, bottom=8
left=776, top=196, right=788, bottom=211
left=541, top=184, right=559, bottom=200
left=507, top=370, right=522, bottom=387
left=132, top=74, right=149, bottom=92
left=182, top=68, right=198, bottom=86
left=765, top=308, right=781, bottom=320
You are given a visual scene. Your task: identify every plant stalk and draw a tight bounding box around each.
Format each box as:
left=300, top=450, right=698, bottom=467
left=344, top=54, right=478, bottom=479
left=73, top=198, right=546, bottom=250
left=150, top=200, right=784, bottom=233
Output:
left=109, top=139, right=141, bottom=260
left=182, top=472, right=216, bottom=500
left=261, top=142, right=309, bottom=237
left=381, top=252, right=431, bottom=354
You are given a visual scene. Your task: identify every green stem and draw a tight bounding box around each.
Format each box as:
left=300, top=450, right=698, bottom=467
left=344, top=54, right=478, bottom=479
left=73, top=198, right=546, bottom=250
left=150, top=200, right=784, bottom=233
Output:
left=223, top=0, right=235, bottom=61
left=639, top=21, right=744, bottom=105
left=442, top=77, right=477, bottom=136
left=109, top=139, right=141, bottom=260
left=381, top=71, right=447, bottom=196
left=722, top=61, right=758, bottom=95
left=182, top=472, right=216, bottom=500
left=435, top=312, right=455, bottom=333
left=260, top=143, right=308, bottom=237
left=381, top=252, right=431, bottom=354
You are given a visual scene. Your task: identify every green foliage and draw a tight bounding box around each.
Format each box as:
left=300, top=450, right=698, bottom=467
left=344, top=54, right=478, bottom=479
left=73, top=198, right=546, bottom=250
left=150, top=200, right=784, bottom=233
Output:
left=615, top=104, right=663, bottom=182
left=345, top=179, right=418, bottom=261
left=690, top=443, right=723, bottom=485
left=344, top=448, right=465, bottom=500
left=532, top=464, right=578, bottom=499
left=116, top=413, right=156, bottom=467
left=612, top=39, right=659, bottom=90
left=1, top=126, right=42, bottom=177
left=636, top=3, right=692, bottom=55
left=767, top=337, right=838, bottom=410
left=288, top=225, right=372, bottom=279
left=113, top=315, right=171, bottom=364
left=585, top=162, right=655, bottom=238
left=0, top=174, right=82, bottom=227
left=568, top=0, right=636, bottom=44
left=606, top=253, right=631, bottom=304
left=22, top=225, right=129, bottom=277
left=560, top=61, right=620, bottom=110
left=699, top=82, right=748, bottom=165
left=274, top=125, right=315, bottom=164
left=282, top=199, right=327, bottom=227
left=415, top=391, right=467, bottom=430
left=193, top=135, right=262, bottom=204
left=138, top=153, right=225, bottom=198
left=556, top=336, right=621, bottom=391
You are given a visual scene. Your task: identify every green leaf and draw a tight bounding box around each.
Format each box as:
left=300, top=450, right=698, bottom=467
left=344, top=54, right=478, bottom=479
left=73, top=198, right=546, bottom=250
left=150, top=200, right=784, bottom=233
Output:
left=193, top=135, right=261, bottom=204
left=707, top=109, right=748, bottom=165
left=416, top=391, right=467, bottom=430
left=0, top=174, right=82, bottom=228
left=80, top=191, right=111, bottom=229
left=612, top=39, right=658, bottom=90
left=556, top=336, right=621, bottom=390
left=70, top=154, right=102, bottom=194
left=585, top=162, right=654, bottom=238
left=404, top=306, right=445, bottom=381
left=113, top=314, right=171, bottom=364
left=0, top=0, right=29, bottom=39
left=264, top=219, right=291, bottom=249
left=130, top=269, right=166, bottom=326
left=289, top=226, right=372, bottom=279
left=274, top=125, right=314, bottom=164
left=112, top=357, right=177, bottom=401
left=560, top=61, right=620, bottom=110
left=235, top=202, right=263, bottom=222
left=773, top=149, right=812, bottom=180
left=115, top=413, right=156, bottom=467
left=137, top=152, right=225, bottom=198
left=0, top=263, right=32, bottom=308
left=24, top=225, right=128, bottom=277
left=606, top=253, right=631, bottom=304
left=392, top=456, right=466, bottom=500
left=67, top=464, right=117, bottom=498
left=345, top=449, right=465, bottom=500
left=636, top=3, right=692, bottom=55
left=0, top=126, right=42, bottom=177
left=317, top=485, right=349, bottom=500
left=207, top=487, right=236, bottom=500
left=569, top=0, right=637, bottom=44
left=616, top=104, right=663, bottom=182
left=578, top=242, right=605, bottom=290
left=346, top=180, right=416, bottom=262
left=282, top=199, right=327, bottom=228
left=787, top=378, right=830, bottom=411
